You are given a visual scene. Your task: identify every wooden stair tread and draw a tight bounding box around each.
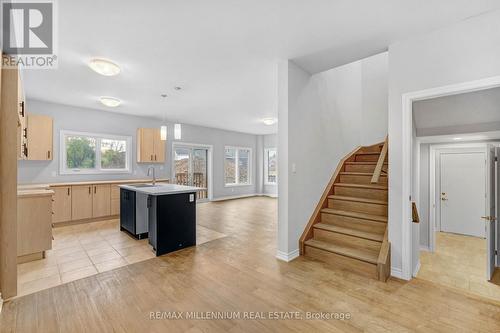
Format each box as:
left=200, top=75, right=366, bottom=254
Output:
left=355, top=152, right=381, bottom=155
left=345, top=161, right=388, bottom=165
left=327, top=195, right=387, bottom=205
left=334, top=183, right=388, bottom=190
left=314, top=223, right=384, bottom=242
left=305, top=239, right=379, bottom=264
left=340, top=172, right=387, bottom=177
left=321, top=208, right=387, bottom=223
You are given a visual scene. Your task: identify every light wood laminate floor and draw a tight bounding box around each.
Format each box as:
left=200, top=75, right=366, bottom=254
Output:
left=418, top=232, right=500, bottom=301
left=16, top=217, right=227, bottom=297
left=2, top=197, right=500, bottom=332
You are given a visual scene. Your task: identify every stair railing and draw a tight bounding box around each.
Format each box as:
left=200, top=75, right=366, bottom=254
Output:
left=371, top=136, right=388, bottom=184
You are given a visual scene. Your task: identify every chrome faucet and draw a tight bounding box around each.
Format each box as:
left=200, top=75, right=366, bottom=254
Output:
left=147, top=166, right=156, bottom=185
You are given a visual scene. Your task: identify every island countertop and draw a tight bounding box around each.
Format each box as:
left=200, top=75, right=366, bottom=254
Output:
left=118, top=183, right=204, bottom=196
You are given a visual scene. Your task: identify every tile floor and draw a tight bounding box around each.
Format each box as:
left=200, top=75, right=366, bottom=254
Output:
left=17, top=218, right=227, bottom=297
left=418, top=232, right=500, bottom=301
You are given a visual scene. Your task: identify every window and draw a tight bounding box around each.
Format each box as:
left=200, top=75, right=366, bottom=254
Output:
left=225, top=146, right=251, bottom=186
left=60, top=131, right=131, bottom=174
left=264, top=148, right=277, bottom=185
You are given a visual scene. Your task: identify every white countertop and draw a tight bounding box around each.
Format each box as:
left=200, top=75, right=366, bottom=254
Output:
left=118, top=183, right=204, bottom=196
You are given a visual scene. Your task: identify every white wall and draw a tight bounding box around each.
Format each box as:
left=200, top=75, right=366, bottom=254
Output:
left=277, top=52, right=388, bottom=258
left=388, top=10, right=500, bottom=278
left=19, top=100, right=261, bottom=200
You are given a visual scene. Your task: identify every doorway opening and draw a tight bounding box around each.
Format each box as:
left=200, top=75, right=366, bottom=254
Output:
left=407, top=84, right=500, bottom=300
left=172, top=143, right=213, bottom=202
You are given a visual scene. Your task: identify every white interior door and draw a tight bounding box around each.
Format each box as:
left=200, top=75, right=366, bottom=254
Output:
left=485, top=146, right=497, bottom=279
left=440, top=152, right=485, bottom=238
left=497, top=147, right=500, bottom=268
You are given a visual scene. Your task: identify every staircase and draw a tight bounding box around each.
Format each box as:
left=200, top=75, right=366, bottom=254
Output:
left=300, top=138, right=391, bottom=281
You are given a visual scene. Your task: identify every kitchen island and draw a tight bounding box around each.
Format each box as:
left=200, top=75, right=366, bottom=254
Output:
left=119, top=183, right=203, bottom=256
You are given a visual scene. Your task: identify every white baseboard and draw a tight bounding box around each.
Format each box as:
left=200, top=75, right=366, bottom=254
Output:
left=390, top=266, right=404, bottom=280
left=413, top=260, right=421, bottom=277
left=276, top=249, right=300, bottom=262
left=420, top=245, right=431, bottom=252
left=211, top=193, right=278, bottom=201
left=211, top=193, right=259, bottom=201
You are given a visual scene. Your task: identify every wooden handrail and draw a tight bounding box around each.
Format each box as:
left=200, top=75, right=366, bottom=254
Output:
left=371, top=136, right=388, bottom=184
left=412, top=202, right=420, bottom=223
left=376, top=228, right=391, bottom=282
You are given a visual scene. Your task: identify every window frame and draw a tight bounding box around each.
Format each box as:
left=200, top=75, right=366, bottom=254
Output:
left=264, top=148, right=278, bottom=186
left=224, top=146, right=252, bottom=187
left=60, top=130, right=132, bottom=175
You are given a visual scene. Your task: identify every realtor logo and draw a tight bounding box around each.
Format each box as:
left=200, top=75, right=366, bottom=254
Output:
left=1, top=0, right=58, bottom=69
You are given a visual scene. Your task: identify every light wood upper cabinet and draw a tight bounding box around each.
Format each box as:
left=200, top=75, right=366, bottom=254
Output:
left=153, top=129, right=165, bottom=162
left=92, top=184, right=111, bottom=218
left=71, top=185, right=93, bottom=220
left=26, top=114, right=53, bottom=160
left=137, top=128, right=165, bottom=163
left=16, top=71, right=27, bottom=160
left=52, top=186, right=72, bottom=223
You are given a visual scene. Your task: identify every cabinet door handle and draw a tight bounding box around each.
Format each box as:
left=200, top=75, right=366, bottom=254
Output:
left=155, top=154, right=157, bottom=161
left=88, top=186, right=91, bottom=194
left=23, top=128, right=27, bottom=138
left=47, top=151, right=51, bottom=159
left=67, top=188, right=70, bottom=196
left=19, top=101, right=25, bottom=117
left=94, top=186, right=97, bottom=194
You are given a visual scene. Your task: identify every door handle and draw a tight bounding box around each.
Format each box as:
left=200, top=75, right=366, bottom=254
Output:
left=481, top=216, right=497, bottom=221
left=441, top=197, right=448, bottom=201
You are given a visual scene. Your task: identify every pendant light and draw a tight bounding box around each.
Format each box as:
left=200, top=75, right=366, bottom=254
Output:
left=174, top=123, right=182, bottom=140
left=160, top=94, right=167, bottom=141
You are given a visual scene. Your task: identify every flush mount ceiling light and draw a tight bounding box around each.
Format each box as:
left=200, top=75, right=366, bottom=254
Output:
left=99, top=96, right=122, bottom=107
left=453, top=137, right=462, bottom=141
left=89, top=58, right=121, bottom=76
left=262, top=117, right=277, bottom=126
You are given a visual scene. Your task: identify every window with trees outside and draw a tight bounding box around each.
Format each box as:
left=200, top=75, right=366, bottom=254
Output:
left=264, top=148, right=277, bottom=185
left=224, top=146, right=251, bottom=186
left=60, top=131, right=131, bottom=174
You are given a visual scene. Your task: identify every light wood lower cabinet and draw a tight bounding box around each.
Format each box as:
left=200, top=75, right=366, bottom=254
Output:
left=110, top=185, right=120, bottom=215
left=92, top=184, right=111, bottom=218
left=52, top=186, right=72, bottom=223
left=71, top=185, right=93, bottom=220
left=50, top=180, right=167, bottom=224
left=17, top=194, right=52, bottom=257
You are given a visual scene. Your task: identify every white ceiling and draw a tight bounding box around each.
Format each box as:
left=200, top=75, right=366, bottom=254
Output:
left=23, top=0, right=500, bottom=135
left=413, top=87, right=500, bottom=136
